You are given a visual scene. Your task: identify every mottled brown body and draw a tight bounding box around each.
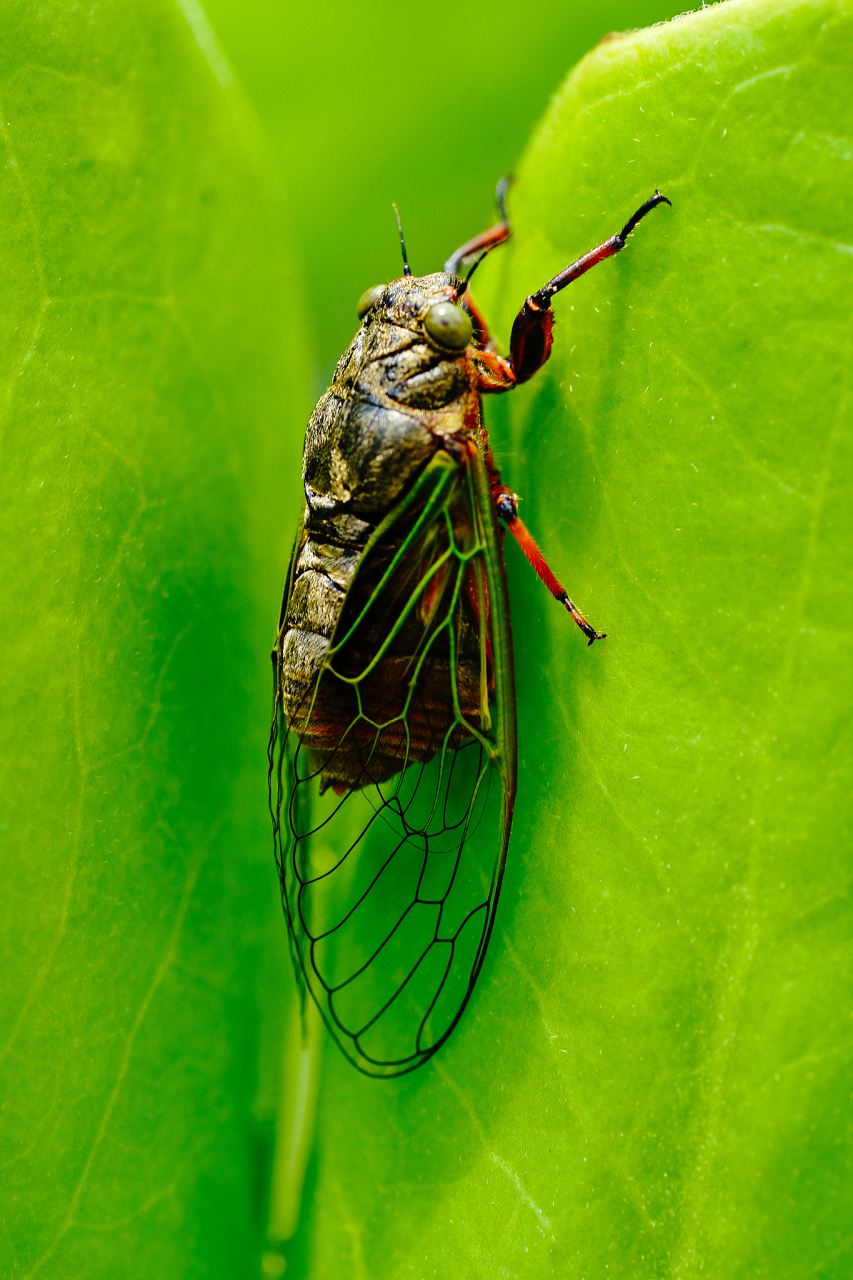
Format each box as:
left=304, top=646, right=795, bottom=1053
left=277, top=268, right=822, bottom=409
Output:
left=278, top=273, right=505, bottom=789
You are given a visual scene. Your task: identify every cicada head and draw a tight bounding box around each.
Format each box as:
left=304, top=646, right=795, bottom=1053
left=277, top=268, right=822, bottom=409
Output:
left=331, top=273, right=479, bottom=430
left=354, top=270, right=472, bottom=344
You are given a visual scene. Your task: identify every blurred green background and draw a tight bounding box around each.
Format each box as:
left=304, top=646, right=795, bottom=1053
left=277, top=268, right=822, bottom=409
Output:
left=203, top=0, right=683, bottom=378
left=3, top=0, right=851, bottom=1278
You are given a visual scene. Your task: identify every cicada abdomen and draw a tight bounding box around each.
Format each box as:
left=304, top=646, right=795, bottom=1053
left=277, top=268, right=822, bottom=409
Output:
left=283, top=455, right=485, bottom=790
left=270, top=189, right=669, bottom=1076
left=272, top=444, right=516, bottom=1076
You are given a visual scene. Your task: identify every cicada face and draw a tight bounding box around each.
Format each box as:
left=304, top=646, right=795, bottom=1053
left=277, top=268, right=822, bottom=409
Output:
left=306, top=273, right=478, bottom=513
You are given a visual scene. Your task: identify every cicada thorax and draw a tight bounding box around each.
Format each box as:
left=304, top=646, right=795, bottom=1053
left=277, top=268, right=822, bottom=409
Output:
left=278, top=273, right=488, bottom=793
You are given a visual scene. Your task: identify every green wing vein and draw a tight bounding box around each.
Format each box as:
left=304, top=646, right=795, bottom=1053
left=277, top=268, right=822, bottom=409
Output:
left=270, top=446, right=517, bottom=1077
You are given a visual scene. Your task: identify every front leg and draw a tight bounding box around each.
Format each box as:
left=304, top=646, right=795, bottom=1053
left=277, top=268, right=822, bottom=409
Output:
left=472, top=190, right=670, bottom=643
left=444, top=176, right=512, bottom=276
left=509, top=191, right=670, bottom=383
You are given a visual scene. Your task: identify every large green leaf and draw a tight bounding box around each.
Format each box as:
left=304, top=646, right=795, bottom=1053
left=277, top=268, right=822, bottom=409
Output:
left=284, top=0, right=853, bottom=1275
left=0, top=4, right=304, bottom=1276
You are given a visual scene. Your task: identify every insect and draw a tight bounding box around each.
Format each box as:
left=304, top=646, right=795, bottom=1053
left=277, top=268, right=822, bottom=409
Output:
left=270, top=185, right=670, bottom=1077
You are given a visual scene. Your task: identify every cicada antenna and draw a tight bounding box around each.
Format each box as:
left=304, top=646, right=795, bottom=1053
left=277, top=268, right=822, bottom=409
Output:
left=392, top=203, right=412, bottom=277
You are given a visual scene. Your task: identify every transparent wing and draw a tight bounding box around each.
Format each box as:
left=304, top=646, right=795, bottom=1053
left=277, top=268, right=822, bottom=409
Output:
left=270, top=445, right=517, bottom=1077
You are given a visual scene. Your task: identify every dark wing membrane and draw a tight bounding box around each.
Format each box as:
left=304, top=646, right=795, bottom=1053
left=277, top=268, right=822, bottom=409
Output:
left=270, top=447, right=517, bottom=1077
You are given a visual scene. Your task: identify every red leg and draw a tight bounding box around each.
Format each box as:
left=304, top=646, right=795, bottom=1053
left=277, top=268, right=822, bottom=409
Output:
left=510, top=191, right=670, bottom=383
left=461, top=290, right=493, bottom=348
left=445, top=219, right=510, bottom=277
left=478, top=438, right=606, bottom=645
left=504, top=512, right=606, bottom=644
left=472, top=345, right=515, bottom=392
left=457, top=388, right=604, bottom=645
left=463, top=189, right=670, bottom=645
left=449, top=181, right=512, bottom=346
left=444, top=177, right=512, bottom=276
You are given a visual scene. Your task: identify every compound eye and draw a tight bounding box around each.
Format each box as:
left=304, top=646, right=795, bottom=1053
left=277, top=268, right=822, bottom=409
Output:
left=424, top=301, right=472, bottom=351
left=356, top=284, right=385, bottom=319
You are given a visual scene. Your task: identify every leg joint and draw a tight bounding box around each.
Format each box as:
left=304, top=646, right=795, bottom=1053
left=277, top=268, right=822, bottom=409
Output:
left=495, top=492, right=517, bottom=523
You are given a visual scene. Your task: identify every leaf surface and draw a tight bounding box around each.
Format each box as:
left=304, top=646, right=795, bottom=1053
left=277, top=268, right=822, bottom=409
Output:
left=288, top=0, right=853, bottom=1275
left=0, top=5, right=304, bottom=1276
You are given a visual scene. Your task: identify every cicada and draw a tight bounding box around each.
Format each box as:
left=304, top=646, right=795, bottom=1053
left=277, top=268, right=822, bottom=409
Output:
left=270, top=186, right=670, bottom=1077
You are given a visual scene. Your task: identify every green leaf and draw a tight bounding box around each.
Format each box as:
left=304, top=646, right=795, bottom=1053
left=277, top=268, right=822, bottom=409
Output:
left=283, top=0, right=853, bottom=1276
left=0, top=4, right=305, bottom=1276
